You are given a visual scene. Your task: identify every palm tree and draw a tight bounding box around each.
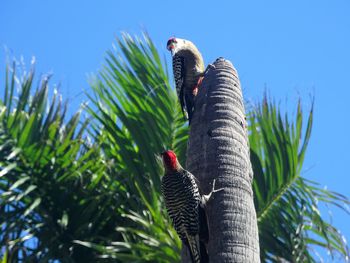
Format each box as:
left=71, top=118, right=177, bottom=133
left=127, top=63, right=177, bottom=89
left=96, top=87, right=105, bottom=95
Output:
left=184, top=58, right=260, bottom=262
left=0, top=62, right=124, bottom=261
left=84, top=33, right=348, bottom=262
left=0, top=33, right=349, bottom=262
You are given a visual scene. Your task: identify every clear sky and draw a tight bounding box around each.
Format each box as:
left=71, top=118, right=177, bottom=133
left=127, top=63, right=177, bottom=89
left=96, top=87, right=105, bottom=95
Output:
left=1, top=0, right=349, bottom=257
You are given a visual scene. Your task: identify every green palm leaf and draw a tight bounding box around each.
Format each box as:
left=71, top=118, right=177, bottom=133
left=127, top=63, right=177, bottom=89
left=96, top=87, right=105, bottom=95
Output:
left=0, top=61, right=122, bottom=261
left=80, top=33, right=185, bottom=262
left=249, top=96, right=349, bottom=262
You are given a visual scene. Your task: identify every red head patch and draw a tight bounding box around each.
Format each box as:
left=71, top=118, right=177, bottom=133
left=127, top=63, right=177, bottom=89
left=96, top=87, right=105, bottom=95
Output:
left=161, top=150, right=178, bottom=170
left=166, top=37, right=177, bottom=51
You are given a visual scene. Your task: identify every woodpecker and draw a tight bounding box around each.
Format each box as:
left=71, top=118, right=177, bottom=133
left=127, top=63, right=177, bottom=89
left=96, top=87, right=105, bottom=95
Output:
left=166, top=37, right=205, bottom=123
left=160, top=150, right=222, bottom=263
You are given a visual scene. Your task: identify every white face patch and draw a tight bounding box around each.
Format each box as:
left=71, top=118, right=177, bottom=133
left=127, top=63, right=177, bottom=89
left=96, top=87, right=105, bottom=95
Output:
left=171, top=38, right=186, bottom=54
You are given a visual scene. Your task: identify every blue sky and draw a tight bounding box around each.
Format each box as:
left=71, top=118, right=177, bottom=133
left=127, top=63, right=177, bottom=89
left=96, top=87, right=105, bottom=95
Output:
left=1, top=0, right=349, bottom=258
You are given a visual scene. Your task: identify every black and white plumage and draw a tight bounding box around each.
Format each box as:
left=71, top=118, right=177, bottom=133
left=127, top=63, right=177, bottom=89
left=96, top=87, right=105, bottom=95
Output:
left=161, top=150, right=222, bottom=263
left=166, top=38, right=205, bottom=123
left=162, top=168, right=203, bottom=263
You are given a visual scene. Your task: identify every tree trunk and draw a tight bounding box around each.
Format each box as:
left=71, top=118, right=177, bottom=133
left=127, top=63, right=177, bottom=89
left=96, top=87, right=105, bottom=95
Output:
left=183, top=58, right=260, bottom=262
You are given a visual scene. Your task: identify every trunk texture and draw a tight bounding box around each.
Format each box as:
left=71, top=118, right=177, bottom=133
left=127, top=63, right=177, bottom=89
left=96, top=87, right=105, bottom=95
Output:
left=182, top=58, right=260, bottom=262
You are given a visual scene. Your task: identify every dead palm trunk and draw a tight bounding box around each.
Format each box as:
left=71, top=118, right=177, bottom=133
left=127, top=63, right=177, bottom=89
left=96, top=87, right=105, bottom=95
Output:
left=183, top=58, right=260, bottom=262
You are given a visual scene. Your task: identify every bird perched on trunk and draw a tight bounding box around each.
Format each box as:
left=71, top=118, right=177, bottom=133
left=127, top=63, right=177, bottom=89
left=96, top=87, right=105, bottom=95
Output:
left=160, top=150, right=223, bottom=263
left=166, top=37, right=205, bottom=123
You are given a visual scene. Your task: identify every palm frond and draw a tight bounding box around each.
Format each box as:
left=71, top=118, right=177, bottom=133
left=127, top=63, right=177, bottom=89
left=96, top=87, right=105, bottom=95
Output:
left=0, top=61, right=120, bottom=261
left=249, top=95, right=349, bottom=262
left=82, top=33, right=185, bottom=261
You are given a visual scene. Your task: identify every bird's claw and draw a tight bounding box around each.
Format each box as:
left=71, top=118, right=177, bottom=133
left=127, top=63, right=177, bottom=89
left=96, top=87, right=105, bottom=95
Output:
left=211, top=179, right=224, bottom=193
left=202, top=179, right=224, bottom=203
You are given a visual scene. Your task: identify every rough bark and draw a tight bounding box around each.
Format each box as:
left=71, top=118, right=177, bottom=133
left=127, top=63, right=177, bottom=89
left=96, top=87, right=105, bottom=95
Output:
left=182, top=58, right=260, bottom=262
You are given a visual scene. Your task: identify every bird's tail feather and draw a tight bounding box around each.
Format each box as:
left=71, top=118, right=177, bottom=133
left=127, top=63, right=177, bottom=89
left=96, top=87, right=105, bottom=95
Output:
left=186, top=234, right=201, bottom=263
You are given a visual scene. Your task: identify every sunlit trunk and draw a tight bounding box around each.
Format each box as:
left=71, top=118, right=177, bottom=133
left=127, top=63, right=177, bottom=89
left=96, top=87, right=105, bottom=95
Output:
left=183, top=58, right=260, bottom=262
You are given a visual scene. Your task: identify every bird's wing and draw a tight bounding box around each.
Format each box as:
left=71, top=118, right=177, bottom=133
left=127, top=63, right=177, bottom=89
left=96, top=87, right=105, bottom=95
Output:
left=184, top=171, right=209, bottom=257
left=161, top=174, right=187, bottom=241
left=172, top=54, right=187, bottom=118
